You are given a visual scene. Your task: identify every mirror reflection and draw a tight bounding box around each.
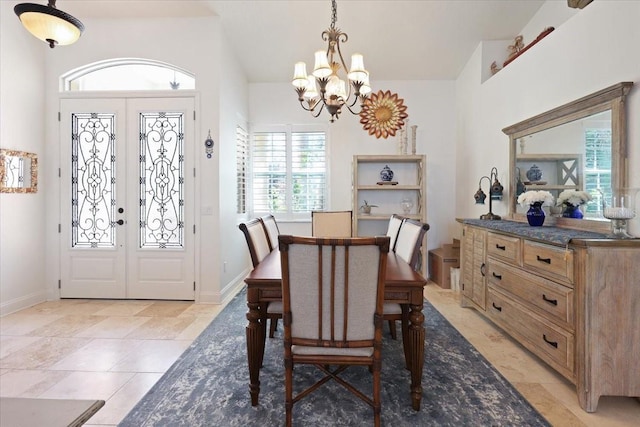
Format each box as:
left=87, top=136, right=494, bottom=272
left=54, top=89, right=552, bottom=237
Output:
left=503, top=82, right=632, bottom=234
left=0, top=149, right=38, bottom=193
left=514, top=110, right=611, bottom=219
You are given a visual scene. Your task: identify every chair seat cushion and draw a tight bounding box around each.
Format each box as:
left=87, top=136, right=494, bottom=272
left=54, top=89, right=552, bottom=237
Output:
left=383, top=302, right=402, bottom=315
left=267, top=301, right=282, bottom=313
left=292, top=345, right=373, bottom=357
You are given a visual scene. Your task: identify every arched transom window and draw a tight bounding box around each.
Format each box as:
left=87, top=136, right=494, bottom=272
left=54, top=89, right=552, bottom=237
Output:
left=61, top=58, right=195, bottom=91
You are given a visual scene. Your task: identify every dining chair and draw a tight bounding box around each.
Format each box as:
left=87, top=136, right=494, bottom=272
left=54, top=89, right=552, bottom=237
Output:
left=260, top=214, right=280, bottom=251
left=279, top=234, right=389, bottom=427
left=385, top=213, right=406, bottom=251
left=311, top=210, right=353, bottom=237
left=239, top=218, right=281, bottom=338
left=383, top=213, right=406, bottom=338
left=384, top=218, right=430, bottom=342
left=260, top=214, right=282, bottom=336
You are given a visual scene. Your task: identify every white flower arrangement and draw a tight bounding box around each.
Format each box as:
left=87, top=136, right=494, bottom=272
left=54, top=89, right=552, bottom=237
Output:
left=556, top=190, right=592, bottom=207
left=517, top=190, right=554, bottom=207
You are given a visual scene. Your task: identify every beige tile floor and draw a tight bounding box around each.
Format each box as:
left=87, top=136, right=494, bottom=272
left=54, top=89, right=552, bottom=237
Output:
left=1, top=283, right=638, bottom=426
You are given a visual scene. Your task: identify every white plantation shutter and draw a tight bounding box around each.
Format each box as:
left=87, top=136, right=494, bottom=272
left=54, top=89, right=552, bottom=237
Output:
left=250, top=127, right=326, bottom=217
left=292, top=132, right=326, bottom=212
left=584, top=128, right=612, bottom=215
left=236, top=126, right=249, bottom=214
left=252, top=132, right=287, bottom=213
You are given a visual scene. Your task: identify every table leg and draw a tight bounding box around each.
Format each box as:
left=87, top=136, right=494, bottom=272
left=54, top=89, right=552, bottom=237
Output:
left=246, top=300, right=264, bottom=406
left=408, top=303, right=425, bottom=411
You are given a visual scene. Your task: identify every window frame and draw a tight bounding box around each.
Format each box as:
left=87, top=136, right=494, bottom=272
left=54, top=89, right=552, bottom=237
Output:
left=248, top=124, right=329, bottom=221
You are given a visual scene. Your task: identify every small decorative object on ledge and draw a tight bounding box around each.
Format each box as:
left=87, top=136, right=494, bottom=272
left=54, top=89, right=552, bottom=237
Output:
left=602, top=188, right=638, bottom=238
left=401, top=197, right=414, bottom=214
left=525, top=164, right=542, bottom=182
left=556, top=189, right=592, bottom=219
left=359, top=200, right=377, bottom=215
left=503, top=27, right=555, bottom=68
left=377, top=164, right=397, bottom=185
left=410, top=125, right=417, bottom=154
left=567, top=0, right=593, bottom=9
left=517, top=190, right=554, bottom=227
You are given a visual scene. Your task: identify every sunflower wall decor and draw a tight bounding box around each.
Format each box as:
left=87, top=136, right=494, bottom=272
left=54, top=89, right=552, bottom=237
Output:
left=359, top=90, right=409, bottom=139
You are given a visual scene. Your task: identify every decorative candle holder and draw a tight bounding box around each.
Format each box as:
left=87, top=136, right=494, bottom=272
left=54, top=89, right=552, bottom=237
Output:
left=603, top=188, right=638, bottom=238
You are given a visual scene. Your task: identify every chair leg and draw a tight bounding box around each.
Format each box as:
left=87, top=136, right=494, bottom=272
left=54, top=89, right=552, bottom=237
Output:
left=373, top=363, right=381, bottom=427
left=388, top=319, right=397, bottom=340
left=285, top=361, right=293, bottom=427
left=269, top=318, right=278, bottom=338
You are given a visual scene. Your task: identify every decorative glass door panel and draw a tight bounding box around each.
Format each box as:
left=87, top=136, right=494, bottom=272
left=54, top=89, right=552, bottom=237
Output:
left=60, top=97, right=195, bottom=299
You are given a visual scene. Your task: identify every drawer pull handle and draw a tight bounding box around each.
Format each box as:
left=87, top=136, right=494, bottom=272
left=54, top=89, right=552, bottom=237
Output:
left=480, top=263, right=486, bottom=277
left=536, top=255, right=552, bottom=264
left=495, top=244, right=506, bottom=251
left=543, top=334, right=558, bottom=348
left=492, top=272, right=502, bottom=280
left=542, top=294, right=558, bottom=306
left=492, top=302, right=502, bottom=312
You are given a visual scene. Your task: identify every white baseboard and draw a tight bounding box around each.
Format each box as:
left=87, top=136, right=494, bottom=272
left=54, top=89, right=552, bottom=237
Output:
left=0, top=290, right=48, bottom=316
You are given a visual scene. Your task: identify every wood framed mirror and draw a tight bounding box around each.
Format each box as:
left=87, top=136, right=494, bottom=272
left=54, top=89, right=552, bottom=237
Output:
left=0, top=149, right=38, bottom=193
left=503, top=82, right=633, bottom=233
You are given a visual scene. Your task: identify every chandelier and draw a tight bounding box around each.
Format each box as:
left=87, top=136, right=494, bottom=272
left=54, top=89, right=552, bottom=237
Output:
left=292, top=0, right=371, bottom=122
left=14, top=0, right=84, bottom=49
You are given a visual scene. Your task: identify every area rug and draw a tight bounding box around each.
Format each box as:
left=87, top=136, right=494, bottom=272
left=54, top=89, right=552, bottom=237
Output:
left=120, top=288, right=550, bottom=426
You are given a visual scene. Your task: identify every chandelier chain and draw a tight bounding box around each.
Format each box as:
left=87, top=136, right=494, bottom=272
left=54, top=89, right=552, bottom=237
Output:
left=330, top=0, right=337, bottom=29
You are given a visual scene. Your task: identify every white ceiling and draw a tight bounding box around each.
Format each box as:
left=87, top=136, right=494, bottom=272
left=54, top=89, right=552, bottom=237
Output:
left=60, top=0, right=546, bottom=82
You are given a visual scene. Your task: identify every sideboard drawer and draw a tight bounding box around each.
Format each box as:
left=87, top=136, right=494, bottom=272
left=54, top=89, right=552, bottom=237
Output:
left=488, top=260, right=574, bottom=328
left=487, top=233, right=520, bottom=265
left=486, top=289, right=575, bottom=379
left=523, top=241, right=574, bottom=284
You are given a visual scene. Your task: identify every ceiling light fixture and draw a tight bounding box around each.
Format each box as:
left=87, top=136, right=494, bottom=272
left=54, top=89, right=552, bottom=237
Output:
left=14, top=0, right=84, bottom=49
left=292, top=0, right=371, bottom=123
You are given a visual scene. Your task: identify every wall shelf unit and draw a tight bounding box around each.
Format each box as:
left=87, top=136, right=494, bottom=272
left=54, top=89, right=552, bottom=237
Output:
left=352, top=154, right=427, bottom=274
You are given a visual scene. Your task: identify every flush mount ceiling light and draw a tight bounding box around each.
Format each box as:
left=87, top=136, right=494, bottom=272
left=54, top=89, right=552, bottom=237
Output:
left=292, top=0, right=371, bottom=123
left=14, top=0, right=84, bottom=48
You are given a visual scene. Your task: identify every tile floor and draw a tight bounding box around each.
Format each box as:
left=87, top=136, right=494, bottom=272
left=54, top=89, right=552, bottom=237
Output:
left=0, top=283, right=638, bottom=426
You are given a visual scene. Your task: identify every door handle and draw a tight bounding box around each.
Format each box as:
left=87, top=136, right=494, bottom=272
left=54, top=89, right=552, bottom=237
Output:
left=116, top=219, right=124, bottom=225
left=118, top=207, right=124, bottom=213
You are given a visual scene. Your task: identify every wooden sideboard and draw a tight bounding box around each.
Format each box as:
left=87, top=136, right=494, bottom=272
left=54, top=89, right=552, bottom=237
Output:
left=458, top=219, right=640, bottom=412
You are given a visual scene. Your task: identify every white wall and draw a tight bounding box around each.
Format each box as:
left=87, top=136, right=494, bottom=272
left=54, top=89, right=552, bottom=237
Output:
left=217, top=32, right=252, bottom=301
left=0, top=2, right=48, bottom=315
left=249, top=80, right=457, bottom=251
left=456, top=0, right=640, bottom=237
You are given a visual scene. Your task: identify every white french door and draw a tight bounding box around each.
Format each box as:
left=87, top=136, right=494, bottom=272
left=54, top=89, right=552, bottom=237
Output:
left=59, top=97, right=195, bottom=299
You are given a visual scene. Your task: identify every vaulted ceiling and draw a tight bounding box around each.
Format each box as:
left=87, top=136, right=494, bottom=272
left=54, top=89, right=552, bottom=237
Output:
left=61, top=0, right=545, bottom=82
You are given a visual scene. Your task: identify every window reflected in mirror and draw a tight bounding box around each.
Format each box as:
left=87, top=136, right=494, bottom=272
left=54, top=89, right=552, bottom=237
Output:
left=0, top=149, right=38, bottom=193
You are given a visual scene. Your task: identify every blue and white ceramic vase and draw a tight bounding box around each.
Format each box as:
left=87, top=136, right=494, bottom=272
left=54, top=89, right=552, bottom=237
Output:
left=380, top=165, right=394, bottom=182
left=527, top=202, right=545, bottom=226
left=562, top=204, right=583, bottom=219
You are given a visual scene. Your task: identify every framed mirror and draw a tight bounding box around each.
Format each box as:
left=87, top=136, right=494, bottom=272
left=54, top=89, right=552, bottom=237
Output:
left=503, top=82, right=633, bottom=233
left=0, top=149, right=38, bottom=193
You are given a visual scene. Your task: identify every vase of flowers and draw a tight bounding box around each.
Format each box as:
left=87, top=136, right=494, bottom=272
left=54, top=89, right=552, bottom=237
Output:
left=556, top=190, right=592, bottom=219
left=517, top=190, right=554, bottom=227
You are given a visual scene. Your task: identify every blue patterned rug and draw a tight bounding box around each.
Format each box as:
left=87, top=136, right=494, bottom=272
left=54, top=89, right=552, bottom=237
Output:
left=120, top=288, right=550, bottom=426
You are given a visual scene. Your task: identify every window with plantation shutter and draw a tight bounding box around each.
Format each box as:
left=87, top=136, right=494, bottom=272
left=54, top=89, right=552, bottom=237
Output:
left=584, top=128, right=611, bottom=215
left=236, top=126, right=249, bottom=214
left=250, top=126, right=327, bottom=218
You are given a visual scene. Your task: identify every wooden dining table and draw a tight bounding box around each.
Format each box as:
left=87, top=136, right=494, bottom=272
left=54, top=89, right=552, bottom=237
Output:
left=244, top=248, right=428, bottom=411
